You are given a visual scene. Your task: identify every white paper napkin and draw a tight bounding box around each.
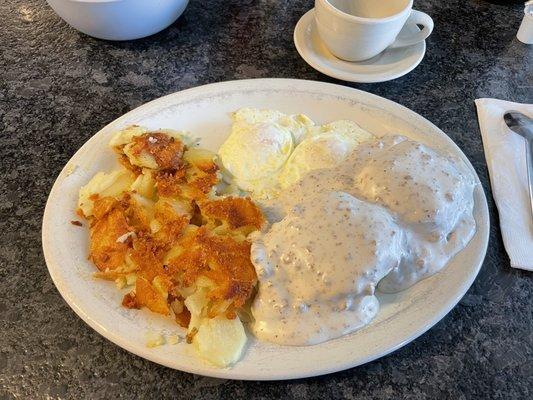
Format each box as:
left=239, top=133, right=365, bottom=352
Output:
left=475, top=98, right=533, bottom=271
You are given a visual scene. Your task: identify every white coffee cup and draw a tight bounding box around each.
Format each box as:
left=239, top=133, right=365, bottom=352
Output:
left=315, top=0, right=434, bottom=62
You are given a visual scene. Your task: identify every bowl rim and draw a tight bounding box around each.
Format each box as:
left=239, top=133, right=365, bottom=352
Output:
left=48, top=0, right=184, bottom=4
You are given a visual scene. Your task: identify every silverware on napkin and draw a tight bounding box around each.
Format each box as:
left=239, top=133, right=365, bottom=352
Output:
left=504, top=111, right=533, bottom=221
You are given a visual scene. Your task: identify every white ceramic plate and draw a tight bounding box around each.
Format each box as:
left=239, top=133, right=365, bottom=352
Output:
left=42, top=79, right=489, bottom=380
left=294, top=9, right=426, bottom=83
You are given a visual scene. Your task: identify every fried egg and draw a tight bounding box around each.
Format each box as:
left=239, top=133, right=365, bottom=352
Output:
left=278, top=120, right=374, bottom=189
left=218, top=108, right=315, bottom=198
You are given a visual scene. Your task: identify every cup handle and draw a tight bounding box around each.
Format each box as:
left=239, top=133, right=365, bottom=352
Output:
left=389, top=10, right=434, bottom=48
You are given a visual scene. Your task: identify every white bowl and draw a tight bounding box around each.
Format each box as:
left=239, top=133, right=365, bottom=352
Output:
left=46, top=0, right=189, bottom=41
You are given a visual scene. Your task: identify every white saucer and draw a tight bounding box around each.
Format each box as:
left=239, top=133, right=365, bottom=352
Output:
left=294, top=9, right=426, bottom=83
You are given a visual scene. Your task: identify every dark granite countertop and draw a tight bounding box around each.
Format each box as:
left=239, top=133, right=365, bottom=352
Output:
left=1, top=0, right=532, bottom=398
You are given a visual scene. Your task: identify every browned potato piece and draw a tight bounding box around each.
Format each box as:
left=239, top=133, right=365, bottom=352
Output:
left=134, top=276, right=170, bottom=315
left=89, top=196, right=131, bottom=271
left=168, top=227, right=257, bottom=312
left=199, top=196, right=264, bottom=232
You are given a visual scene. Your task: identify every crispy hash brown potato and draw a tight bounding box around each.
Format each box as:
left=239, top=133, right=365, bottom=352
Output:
left=78, top=126, right=265, bottom=367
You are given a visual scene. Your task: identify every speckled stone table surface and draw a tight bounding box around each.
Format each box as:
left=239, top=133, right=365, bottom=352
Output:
left=1, top=0, right=532, bottom=398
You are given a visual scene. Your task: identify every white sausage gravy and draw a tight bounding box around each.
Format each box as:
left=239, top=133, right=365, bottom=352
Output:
left=250, top=135, right=476, bottom=345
